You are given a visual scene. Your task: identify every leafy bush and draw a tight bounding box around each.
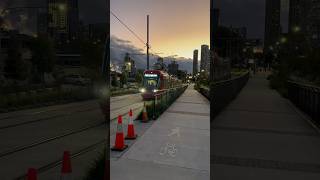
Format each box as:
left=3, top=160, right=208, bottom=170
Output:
left=0, top=87, right=95, bottom=111
left=83, top=150, right=106, bottom=180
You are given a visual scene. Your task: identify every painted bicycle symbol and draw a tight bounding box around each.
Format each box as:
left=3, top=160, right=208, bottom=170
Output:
left=159, top=143, right=178, bottom=157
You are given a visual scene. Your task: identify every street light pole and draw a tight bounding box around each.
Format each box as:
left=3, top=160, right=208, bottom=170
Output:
left=147, top=15, right=150, bottom=70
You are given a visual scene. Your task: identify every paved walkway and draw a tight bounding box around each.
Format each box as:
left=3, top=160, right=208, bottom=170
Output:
left=111, top=85, right=210, bottom=180
left=212, top=72, right=320, bottom=179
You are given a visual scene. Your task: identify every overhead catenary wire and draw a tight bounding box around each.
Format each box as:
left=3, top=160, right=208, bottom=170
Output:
left=110, top=10, right=176, bottom=60
left=110, top=10, right=146, bottom=47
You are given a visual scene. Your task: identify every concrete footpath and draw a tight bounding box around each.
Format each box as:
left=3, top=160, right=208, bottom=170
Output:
left=212, top=72, right=320, bottom=179
left=111, top=85, right=210, bottom=180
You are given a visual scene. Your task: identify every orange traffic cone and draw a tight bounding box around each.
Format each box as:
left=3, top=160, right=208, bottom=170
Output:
left=61, top=151, right=72, bottom=180
left=27, top=168, right=37, bottom=180
left=125, top=109, right=137, bottom=140
left=111, top=115, right=128, bottom=151
left=142, top=102, right=149, bottom=123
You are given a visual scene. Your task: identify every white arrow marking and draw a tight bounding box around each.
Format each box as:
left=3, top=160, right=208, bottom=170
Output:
left=168, top=127, right=180, bottom=137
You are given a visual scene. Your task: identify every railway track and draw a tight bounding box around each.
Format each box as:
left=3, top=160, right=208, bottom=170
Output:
left=0, top=107, right=99, bottom=130
left=0, top=100, right=98, bottom=121
left=0, top=93, right=142, bottom=179
left=0, top=121, right=106, bottom=158
left=14, top=139, right=107, bottom=180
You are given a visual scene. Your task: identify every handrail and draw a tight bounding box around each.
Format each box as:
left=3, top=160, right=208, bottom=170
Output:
left=287, top=80, right=320, bottom=124
left=213, top=72, right=250, bottom=85
left=287, top=81, right=320, bottom=92
left=210, top=72, right=250, bottom=119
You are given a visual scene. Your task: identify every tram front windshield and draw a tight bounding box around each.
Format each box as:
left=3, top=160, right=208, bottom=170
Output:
left=144, top=74, right=159, bottom=90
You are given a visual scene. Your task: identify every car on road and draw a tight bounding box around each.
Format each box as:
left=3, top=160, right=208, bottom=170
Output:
left=63, top=74, right=91, bottom=86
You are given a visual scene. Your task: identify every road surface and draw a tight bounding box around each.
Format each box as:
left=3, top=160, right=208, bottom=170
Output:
left=0, top=93, right=142, bottom=179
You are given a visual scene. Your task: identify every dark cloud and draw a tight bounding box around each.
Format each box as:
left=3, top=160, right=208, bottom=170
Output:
left=111, top=35, right=193, bottom=73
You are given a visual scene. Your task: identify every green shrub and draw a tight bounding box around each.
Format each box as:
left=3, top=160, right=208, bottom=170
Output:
left=83, top=150, right=106, bottom=180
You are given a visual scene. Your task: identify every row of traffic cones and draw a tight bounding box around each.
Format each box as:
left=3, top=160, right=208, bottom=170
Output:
left=112, top=104, right=149, bottom=151
left=26, top=105, right=150, bottom=179
left=26, top=151, right=72, bottom=180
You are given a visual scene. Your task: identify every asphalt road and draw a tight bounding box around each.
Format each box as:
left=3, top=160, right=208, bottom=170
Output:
left=0, top=93, right=143, bottom=179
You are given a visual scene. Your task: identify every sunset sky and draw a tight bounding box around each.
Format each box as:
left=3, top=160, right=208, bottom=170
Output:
left=110, top=0, right=210, bottom=59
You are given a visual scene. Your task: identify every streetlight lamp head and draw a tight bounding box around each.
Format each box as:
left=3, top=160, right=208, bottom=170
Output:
left=280, top=37, right=287, bottom=44
left=293, top=26, right=301, bottom=33
left=58, top=4, right=67, bottom=11
left=269, top=46, right=274, bottom=51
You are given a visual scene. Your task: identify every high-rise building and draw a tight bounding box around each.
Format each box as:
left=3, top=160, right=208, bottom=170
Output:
left=47, top=0, right=79, bottom=42
left=168, top=61, right=179, bottom=76
left=289, top=0, right=320, bottom=47
left=200, top=45, right=210, bottom=73
left=37, top=8, right=48, bottom=36
left=264, top=0, right=281, bottom=53
left=193, top=50, right=198, bottom=76
left=81, top=23, right=107, bottom=42
left=68, top=0, right=79, bottom=40
left=289, top=0, right=304, bottom=33
left=212, top=8, right=220, bottom=46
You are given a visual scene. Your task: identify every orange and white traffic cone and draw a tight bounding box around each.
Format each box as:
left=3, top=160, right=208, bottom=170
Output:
left=111, top=115, right=128, bottom=151
left=27, top=168, right=37, bottom=180
left=142, top=102, right=149, bottom=123
left=125, top=109, right=137, bottom=140
left=60, top=151, right=72, bottom=180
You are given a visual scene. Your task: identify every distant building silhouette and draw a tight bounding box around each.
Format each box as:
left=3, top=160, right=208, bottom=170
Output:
left=200, top=45, right=210, bottom=73
left=193, top=49, right=198, bottom=76
left=289, top=0, right=320, bottom=47
left=212, top=8, right=220, bottom=46
left=168, top=61, right=179, bottom=76
left=81, top=23, right=107, bottom=42
left=37, top=8, right=48, bottom=36
left=122, top=53, right=137, bottom=78
left=47, top=0, right=79, bottom=42
left=153, top=57, right=166, bottom=71
left=264, top=0, right=281, bottom=53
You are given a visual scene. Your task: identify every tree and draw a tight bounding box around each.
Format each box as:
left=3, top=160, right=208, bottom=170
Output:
left=30, top=36, right=55, bottom=83
left=135, top=69, right=144, bottom=86
left=79, top=40, right=105, bottom=81
left=81, top=41, right=104, bottom=69
left=4, top=36, right=30, bottom=80
left=120, top=72, right=128, bottom=87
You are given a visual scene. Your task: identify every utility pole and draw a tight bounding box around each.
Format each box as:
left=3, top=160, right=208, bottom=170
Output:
left=147, top=15, right=150, bottom=70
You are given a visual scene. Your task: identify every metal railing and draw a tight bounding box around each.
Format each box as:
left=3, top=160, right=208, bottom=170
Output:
left=287, top=81, right=320, bottom=123
left=144, top=85, right=188, bottom=120
left=210, top=72, right=250, bottom=119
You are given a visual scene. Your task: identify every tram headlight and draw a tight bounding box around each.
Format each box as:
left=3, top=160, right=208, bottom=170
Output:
left=153, top=89, right=158, bottom=93
left=140, top=88, right=146, bottom=93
